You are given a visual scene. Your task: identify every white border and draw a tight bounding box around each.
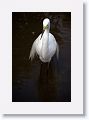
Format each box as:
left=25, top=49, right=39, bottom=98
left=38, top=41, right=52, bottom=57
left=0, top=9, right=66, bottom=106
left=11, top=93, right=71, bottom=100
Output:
left=0, top=0, right=83, bottom=114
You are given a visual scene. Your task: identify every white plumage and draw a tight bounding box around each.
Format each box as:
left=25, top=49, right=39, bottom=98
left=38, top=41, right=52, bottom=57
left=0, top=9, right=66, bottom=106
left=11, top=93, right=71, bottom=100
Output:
left=29, top=18, right=59, bottom=63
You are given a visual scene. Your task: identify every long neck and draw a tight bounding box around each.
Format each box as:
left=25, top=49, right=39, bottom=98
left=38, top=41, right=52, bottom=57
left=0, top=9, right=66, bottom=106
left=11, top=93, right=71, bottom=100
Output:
left=41, top=29, right=49, bottom=59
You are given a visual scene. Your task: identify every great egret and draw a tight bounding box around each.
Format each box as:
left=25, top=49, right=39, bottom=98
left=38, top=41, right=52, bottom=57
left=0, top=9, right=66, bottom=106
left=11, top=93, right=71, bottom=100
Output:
left=29, top=18, right=59, bottom=63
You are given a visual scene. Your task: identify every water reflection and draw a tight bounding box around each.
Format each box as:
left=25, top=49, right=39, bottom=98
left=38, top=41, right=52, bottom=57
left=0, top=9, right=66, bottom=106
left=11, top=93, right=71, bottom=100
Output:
left=38, top=60, right=57, bottom=102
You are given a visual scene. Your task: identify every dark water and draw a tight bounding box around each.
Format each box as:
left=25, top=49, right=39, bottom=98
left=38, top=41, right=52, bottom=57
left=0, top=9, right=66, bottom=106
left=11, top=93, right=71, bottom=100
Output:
left=12, top=12, right=71, bottom=102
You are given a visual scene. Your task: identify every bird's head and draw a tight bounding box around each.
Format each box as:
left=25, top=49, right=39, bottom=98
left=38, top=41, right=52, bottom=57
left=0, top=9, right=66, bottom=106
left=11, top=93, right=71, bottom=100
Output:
left=43, top=18, right=50, bottom=30
left=40, top=18, right=50, bottom=40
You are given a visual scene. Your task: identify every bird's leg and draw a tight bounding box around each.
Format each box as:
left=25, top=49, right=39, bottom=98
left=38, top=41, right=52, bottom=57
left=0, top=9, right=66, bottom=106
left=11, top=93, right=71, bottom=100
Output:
left=47, top=62, right=50, bottom=77
left=48, top=62, right=50, bottom=70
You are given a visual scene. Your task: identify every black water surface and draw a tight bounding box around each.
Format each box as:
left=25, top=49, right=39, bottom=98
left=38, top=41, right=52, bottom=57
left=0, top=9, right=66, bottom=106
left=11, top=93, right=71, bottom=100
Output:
left=12, top=12, right=71, bottom=102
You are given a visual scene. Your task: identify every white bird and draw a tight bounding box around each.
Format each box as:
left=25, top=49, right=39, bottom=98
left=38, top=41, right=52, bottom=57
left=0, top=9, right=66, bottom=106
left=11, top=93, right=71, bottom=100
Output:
left=29, top=18, right=59, bottom=63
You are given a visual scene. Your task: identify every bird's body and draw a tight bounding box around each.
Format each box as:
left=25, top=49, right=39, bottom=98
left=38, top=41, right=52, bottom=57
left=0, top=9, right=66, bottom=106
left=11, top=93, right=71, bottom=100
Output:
left=29, top=18, right=59, bottom=63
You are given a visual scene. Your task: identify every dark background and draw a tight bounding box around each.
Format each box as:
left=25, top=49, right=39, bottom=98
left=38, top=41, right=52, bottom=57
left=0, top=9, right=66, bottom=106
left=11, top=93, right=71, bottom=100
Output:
left=12, top=12, right=71, bottom=102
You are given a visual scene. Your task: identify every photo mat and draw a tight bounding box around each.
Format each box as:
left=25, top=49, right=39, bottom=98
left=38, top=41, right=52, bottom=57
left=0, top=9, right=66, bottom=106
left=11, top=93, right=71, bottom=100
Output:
left=0, top=0, right=83, bottom=114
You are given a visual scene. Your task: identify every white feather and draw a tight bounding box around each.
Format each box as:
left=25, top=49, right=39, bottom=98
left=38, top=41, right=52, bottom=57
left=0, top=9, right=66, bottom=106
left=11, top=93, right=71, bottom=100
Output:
left=29, top=40, right=36, bottom=61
